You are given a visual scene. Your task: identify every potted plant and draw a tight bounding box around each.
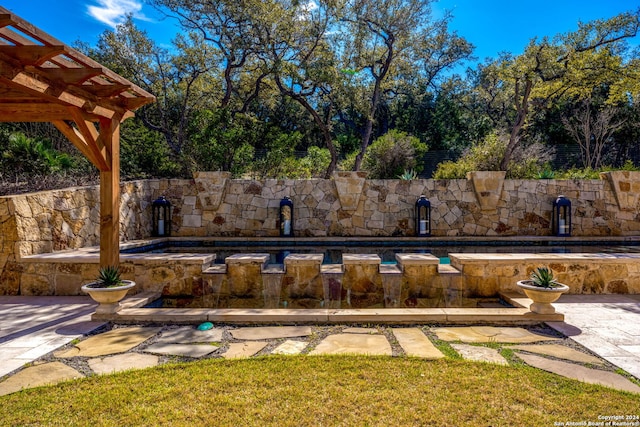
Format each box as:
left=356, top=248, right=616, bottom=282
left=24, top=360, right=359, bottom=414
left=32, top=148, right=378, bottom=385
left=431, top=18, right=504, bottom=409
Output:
left=517, top=267, right=569, bottom=314
left=81, top=266, right=136, bottom=314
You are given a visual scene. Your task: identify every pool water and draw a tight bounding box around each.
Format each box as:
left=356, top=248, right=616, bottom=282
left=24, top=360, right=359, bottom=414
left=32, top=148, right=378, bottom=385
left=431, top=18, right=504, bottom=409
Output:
left=123, top=239, right=640, bottom=264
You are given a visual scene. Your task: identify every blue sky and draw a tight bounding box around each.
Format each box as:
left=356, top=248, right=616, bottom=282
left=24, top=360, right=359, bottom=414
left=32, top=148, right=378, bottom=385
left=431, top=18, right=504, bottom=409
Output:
left=2, top=0, right=637, bottom=64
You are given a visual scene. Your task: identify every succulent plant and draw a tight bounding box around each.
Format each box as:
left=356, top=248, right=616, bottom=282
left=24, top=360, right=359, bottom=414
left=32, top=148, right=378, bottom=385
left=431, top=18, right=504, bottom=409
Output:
left=96, top=266, right=124, bottom=288
left=398, top=169, right=419, bottom=180
left=537, top=169, right=556, bottom=179
left=530, top=266, right=558, bottom=288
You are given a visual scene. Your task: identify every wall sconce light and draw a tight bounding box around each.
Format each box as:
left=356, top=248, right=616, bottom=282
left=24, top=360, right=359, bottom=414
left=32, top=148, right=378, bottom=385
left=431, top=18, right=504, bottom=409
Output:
left=152, top=196, right=171, bottom=237
left=552, top=195, right=571, bottom=237
left=280, top=196, right=294, bottom=237
left=415, top=195, right=431, bottom=237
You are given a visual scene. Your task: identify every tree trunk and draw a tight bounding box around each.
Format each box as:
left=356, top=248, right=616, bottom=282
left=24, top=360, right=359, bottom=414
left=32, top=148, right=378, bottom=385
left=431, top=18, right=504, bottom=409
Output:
left=499, top=79, right=532, bottom=171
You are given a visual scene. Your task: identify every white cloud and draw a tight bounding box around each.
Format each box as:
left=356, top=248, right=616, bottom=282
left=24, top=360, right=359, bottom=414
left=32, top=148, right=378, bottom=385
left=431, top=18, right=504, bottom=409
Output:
left=87, top=0, right=150, bottom=28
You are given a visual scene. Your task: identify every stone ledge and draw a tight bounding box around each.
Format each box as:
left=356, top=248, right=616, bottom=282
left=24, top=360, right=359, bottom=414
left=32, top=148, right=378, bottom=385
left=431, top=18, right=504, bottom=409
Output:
left=283, top=253, right=324, bottom=265
left=342, top=254, right=381, bottom=265
left=449, top=252, right=640, bottom=263
left=102, top=306, right=557, bottom=325
left=224, top=253, right=270, bottom=265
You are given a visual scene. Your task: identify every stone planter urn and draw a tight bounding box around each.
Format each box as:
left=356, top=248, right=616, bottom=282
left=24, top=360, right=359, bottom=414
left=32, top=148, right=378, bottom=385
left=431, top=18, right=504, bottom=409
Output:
left=82, top=280, right=136, bottom=314
left=516, top=280, right=569, bottom=314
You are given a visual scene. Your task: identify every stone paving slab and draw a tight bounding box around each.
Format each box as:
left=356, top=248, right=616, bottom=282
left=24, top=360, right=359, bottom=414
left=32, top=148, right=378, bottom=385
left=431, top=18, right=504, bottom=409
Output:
left=155, top=327, right=224, bottom=344
left=88, top=353, right=160, bottom=375
left=56, top=327, right=161, bottom=358
left=0, top=362, right=83, bottom=396
left=451, top=344, right=508, bottom=365
left=433, top=326, right=560, bottom=343
left=548, top=325, right=636, bottom=358
left=143, top=343, right=220, bottom=358
left=221, top=342, right=268, bottom=359
left=508, top=344, right=605, bottom=366
left=0, top=296, right=97, bottom=340
left=272, top=340, right=308, bottom=355
left=517, top=353, right=640, bottom=394
left=392, top=328, right=444, bottom=359
left=606, top=356, right=640, bottom=380
left=230, top=326, right=312, bottom=340
left=309, top=334, right=392, bottom=356
left=619, top=345, right=640, bottom=355
left=0, top=360, right=28, bottom=381
left=587, top=327, right=638, bottom=346
left=343, top=327, right=379, bottom=334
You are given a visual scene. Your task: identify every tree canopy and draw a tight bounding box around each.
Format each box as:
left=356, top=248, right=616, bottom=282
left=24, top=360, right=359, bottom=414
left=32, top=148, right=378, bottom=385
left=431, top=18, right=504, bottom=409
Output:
left=2, top=4, right=640, bottom=192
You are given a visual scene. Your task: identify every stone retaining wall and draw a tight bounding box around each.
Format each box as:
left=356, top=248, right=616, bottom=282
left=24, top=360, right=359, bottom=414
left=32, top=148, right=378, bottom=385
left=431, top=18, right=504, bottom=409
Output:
left=449, top=253, right=640, bottom=297
left=3, top=171, right=640, bottom=295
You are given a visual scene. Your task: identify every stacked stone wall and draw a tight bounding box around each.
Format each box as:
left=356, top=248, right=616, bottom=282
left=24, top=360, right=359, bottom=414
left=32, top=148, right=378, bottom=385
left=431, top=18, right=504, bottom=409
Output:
left=3, top=171, right=640, bottom=296
left=163, top=172, right=640, bottom=238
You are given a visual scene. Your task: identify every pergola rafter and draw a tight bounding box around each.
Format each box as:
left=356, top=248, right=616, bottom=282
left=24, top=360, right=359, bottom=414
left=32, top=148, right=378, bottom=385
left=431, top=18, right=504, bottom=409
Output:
left=0, top=7, right=155, bottom=267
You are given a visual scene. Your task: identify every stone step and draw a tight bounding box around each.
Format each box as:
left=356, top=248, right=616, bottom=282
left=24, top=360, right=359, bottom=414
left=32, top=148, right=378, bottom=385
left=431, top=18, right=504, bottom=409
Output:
left=438, top=264, right=461, bottom=275
left=203, top=264, right=227, bottom=275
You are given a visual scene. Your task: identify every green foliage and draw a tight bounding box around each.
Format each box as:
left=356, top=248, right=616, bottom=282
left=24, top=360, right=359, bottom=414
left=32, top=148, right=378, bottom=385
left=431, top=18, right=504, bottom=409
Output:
left=431, top=160, right=469, bottom=179
left=537, top=168, right=556, bottom=179
left=556, top=167, right=601, bottom=179
left=0, top=132, right=74, bottom=177
left=339, top=150, right=358, bottom=172
left=299, top=146, right=332, bottom=178
left=398, top=169, right=419, bottom=180
left=120, top=120, right=181, bottom=178
left=432, top=131, right=557, bottom=179
left=187, top=109, right=258, bottom=177
left=361, top=130, right=428, bottom=179
left=619, top=160, right=640, bottom=171
left=506, top=157, right=543, bottom=179
left=433, top=131, right=505, bottom=178
left=251, top=131, right=304, bottom=178
left=530, top=267, right=558, bottom=289
left=96, top=266, right=124, bottom=288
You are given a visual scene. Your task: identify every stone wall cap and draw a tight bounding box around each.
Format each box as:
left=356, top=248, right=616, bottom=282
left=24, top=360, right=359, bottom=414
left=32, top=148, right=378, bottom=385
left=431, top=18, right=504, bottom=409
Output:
left=225, top=253, right=270, bottom=264
left=342, top=254, right=381, bottom=264
left=283, top=253, right=324, bottom=264
left=448, top=252, right=640, bottom=262
left=395, top=253, right=439, bottom=265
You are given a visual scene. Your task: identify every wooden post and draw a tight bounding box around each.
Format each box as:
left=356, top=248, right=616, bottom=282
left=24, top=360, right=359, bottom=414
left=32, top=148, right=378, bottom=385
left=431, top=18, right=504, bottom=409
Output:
left=99, top=117, right=121, bottom=268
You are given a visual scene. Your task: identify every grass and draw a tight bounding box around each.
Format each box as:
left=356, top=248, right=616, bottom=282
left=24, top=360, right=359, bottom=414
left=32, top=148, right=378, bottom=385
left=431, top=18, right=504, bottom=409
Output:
left=1, top=356, right=637, bottom=426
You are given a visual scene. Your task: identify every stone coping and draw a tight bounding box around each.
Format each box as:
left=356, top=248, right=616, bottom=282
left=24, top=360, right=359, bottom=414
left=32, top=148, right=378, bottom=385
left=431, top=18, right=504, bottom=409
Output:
left=396, top=253, right=439, bottom=265
left=20, top=250, right=216, bottom=265
left=449, top=252, right=640, bottom=264
left=283, top=253, right=324, bottom=264
left=342, top=254, right=381, bottom=264
left=224, top=253, right=270, bottom=264
left=321, top=264, right=343, bottom=274
left=90, top=291, right=561, bottom=325
left=122, top=235, right=640, bottom=245
left=262, top=264, right=285, bottom=274
left=18, top=235, right=640, bottom=263
left=101, top=306, right=563, bottom=325
left=379, top=264, right=402, bottom=274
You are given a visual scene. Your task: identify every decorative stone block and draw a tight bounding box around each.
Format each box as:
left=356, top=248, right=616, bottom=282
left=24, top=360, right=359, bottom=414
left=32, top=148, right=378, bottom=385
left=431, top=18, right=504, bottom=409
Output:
left=333, top=171, right=367, bottom=211
left=466, top=171, right=506, bottom=212
left=193, top=171, right=230, bottom=210
left=600, top=171, right=640, bottom=211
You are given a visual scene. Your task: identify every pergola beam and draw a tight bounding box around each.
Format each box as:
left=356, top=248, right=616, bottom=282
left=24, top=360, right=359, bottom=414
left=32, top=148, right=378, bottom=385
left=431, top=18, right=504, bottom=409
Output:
left=52, top=119, right=110, bottom=171
left=0, top=7, right=155, bottom=269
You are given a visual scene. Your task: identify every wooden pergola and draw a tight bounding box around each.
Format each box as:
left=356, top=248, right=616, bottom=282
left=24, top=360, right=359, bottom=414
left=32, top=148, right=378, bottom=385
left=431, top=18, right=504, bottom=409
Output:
left=0, top=7, right=156, bottom=267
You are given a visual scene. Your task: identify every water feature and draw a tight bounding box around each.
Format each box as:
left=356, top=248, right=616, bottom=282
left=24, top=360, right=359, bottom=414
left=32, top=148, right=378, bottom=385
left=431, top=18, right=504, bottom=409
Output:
left=124, top=237, right=640, bottom=311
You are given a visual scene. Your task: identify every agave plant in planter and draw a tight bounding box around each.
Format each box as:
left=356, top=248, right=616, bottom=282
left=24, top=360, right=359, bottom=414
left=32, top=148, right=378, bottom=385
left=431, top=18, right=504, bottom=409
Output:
left=81, top=266, right=136, bottom=314
left=517, top=267, right=569, bottom=314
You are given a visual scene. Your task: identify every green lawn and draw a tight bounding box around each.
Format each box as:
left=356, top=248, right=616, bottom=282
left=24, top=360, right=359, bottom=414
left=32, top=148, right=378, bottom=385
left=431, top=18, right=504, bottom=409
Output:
left=0, top=356, right=636, bottom=426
